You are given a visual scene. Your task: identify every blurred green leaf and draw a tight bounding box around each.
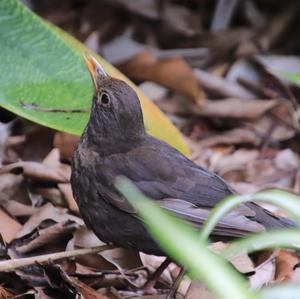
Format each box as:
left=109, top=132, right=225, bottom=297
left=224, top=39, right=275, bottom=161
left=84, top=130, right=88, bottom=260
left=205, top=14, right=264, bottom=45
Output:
left=116, top=177, right=257, bottom=299
left=0, top=0, right=189, bottom=155
left=224, top=229, right=300, bottom=257
left=201, top=189, right=300, bottom=240
left=259, top=283, right=300, bottom=299
left=276, top=71, right=300, bottom=86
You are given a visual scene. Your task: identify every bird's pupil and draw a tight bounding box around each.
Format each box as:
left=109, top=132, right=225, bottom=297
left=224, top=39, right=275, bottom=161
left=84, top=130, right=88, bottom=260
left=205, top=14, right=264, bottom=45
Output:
left=101, top=93, right=110, bottom=105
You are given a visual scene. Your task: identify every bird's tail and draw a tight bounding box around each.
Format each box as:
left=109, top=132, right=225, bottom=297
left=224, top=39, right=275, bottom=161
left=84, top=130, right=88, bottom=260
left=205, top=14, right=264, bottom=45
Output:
left=277, top=215, right=296, bottom=228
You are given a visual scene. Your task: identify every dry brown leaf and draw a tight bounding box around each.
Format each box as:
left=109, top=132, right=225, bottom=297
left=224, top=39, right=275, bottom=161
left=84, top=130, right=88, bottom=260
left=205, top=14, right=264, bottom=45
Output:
left=194, top=68, right=255, bottom=99
left=129, top=295, right=166, bottom=299
left=245, top=158, right=295, bottom=190
left=251, top=115, right=295, bottom=142
left=274, top=149, right=300, bottom=171
left=0, top=207, right=21, bottom=243
left=0, top=285, right=15, bottom=299
left=17, top=203, right=83, bottom=238
left=54, top=132, right=80, bottom=160
left=212, top=242, right=254, bottom=273
left=1, top=200, right=37, bottom=217
left=33, top=187, right=64, bottom=206
left=0, top=173, right=23, bottom=194
left=73, top=232, right=143, bottom=277
left=196, top=98, right=282, bottom=119
left=102, top=248, right=142, bottom=271
left=42, top=263, right=113, bottom=299
left=14, top=221, right=79, bottom=254
left=35, top=287, right=57, bottom=299
left=0, top=161, right=69, bottom=183
left=118, top=49, right=205, bottom=104
left=21, top=126, right=55, bottom=162
left=157, top=98, right=284, bottom=120
left=212, top=149, right=259, bottom=175
left=293, top=169, right=300, bottom=194
left=275, top=250, right=300, bottom=282
left=230, top=182, right=260, bottom=194
left=198, top=128, right=261, bottom=149
left=140, top=253, right=173, bottom=285
left=249, top=258, right=275, bottom=288
left=58, top=183, right=80, bottom=214
left=290, top=267, right=300, bottom=283
left=185, top=281, right=213, bottom=299
left=73, top=227, right=105, bottom=248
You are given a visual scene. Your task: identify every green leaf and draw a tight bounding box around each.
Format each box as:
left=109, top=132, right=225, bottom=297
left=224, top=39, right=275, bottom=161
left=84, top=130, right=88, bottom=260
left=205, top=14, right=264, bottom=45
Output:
left=0, top=0, right=189, bottom=156
left=274, top=70, right=300, bottom=86
left=224, top=229, right=300, bottom=257
left=201, top=189, right=300, bottom=240
left=259, top=283, right=300, bottom=299
left=116, top=178, right=257, bottom=299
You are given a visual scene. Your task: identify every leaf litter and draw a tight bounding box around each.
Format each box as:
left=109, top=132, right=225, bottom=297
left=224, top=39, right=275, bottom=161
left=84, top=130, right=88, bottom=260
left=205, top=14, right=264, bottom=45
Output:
left=2, top=0, right=300, bottom=298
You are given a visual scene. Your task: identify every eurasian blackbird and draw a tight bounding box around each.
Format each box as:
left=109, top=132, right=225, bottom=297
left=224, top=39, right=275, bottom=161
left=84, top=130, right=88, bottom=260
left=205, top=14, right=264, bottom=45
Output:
left=71, top=55, right=293, bottom=256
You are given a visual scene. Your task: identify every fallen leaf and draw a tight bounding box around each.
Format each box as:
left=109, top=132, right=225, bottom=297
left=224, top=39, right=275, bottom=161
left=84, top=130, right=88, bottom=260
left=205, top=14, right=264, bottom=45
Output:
left=194, top=68, right=255, bottom=99
left=275, top=250, right=300, bottom=282
left=290, top=266, right=300, bottom=283
left=274, top=149, right=300, bottom=171
left=212, top=149, right=259, bottom=175
left=102, top=248, right=142, bottom=271
left=0, top=207, right=21, bottom=243
left=53, top=132, right=80, bottom=160
left=185, top=281, right=213, bottom=299
left=1, top=200, right=37, bottom=217
left=196, top=98, right=283, bottom=119
left=0, top=285, right=15, bottom=299
left=197, top=128, right=261, bottom=148
left=58, top=183, right=80, bottom=214
left=212, top=242, right=254, bottom=274
left=0, top=161, right=69, bottom=183
left=140, top=253, right=173, bottom=286
left=249, top=258, right=275, bottom=288
left=33, top=187, right=64, bottom=206
left=73, top=227, right=105, bottom=248
left=17, top=203, right=83, bottom=238
left=21, top=126, right=54, bottom=162
left=118, top=49, right=205, bottom=104
left=13, top=220, right=79, bottom=254
left=41, top=262, right=113, bottom=299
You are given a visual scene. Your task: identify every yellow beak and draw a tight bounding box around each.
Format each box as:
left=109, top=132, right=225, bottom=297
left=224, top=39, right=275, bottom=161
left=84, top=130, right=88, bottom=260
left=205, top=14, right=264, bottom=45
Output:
left=83, top=54, right=107, bottom=90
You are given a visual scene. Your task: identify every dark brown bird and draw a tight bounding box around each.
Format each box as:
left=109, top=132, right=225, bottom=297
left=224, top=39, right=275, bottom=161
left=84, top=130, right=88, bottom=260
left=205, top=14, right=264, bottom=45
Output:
left=71, top=55, right=293, bottom=256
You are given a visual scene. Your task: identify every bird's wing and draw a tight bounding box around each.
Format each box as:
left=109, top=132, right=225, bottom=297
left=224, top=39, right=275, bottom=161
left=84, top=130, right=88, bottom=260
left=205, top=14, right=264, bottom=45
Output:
left=95, top=136, right=270, bottom=237
left=159, top=198, right=264, bottom=236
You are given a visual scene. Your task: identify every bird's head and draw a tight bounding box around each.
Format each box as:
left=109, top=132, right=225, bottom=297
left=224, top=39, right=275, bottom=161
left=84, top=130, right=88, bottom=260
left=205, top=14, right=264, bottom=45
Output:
left=83, top=55, right=145, bottom=147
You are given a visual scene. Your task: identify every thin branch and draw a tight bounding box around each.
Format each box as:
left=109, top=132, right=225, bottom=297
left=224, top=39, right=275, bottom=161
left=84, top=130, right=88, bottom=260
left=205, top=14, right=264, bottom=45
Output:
left=1, top=244, right=114, bottom=272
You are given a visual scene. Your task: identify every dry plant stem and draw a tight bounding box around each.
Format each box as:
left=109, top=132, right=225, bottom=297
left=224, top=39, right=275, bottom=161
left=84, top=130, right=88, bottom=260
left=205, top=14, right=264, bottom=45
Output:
left=0, top=244, right=114, bottom=272
left=142, top=257, right=171, bottom=293
left=165, top=267, right=186, bottom=299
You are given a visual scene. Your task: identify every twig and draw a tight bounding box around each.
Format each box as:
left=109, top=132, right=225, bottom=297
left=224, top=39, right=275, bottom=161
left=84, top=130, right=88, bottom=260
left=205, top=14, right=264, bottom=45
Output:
left=20, top=100, right=90, bottom=113
left=1, top=244, right=114, bottom=272
left=258, top=119, right=277, bottom=158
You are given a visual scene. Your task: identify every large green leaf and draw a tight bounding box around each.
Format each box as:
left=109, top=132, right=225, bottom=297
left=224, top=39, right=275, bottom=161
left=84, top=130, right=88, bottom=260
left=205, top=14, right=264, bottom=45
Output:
left=0, top=0, right=189, bottom=155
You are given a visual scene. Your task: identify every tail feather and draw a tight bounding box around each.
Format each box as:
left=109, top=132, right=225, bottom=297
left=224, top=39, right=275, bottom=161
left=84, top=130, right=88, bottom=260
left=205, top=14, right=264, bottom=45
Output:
left=277, top=215, right=296, bottom=228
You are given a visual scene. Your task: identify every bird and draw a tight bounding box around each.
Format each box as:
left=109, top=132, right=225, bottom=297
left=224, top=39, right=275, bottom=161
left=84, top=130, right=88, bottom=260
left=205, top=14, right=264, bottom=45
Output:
left=71, top=55, right=293, bottom=258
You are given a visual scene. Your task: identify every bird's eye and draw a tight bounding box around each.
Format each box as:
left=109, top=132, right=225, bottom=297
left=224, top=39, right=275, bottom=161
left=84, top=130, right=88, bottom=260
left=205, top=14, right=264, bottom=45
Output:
left=98, top=92, right=110, bottom=106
